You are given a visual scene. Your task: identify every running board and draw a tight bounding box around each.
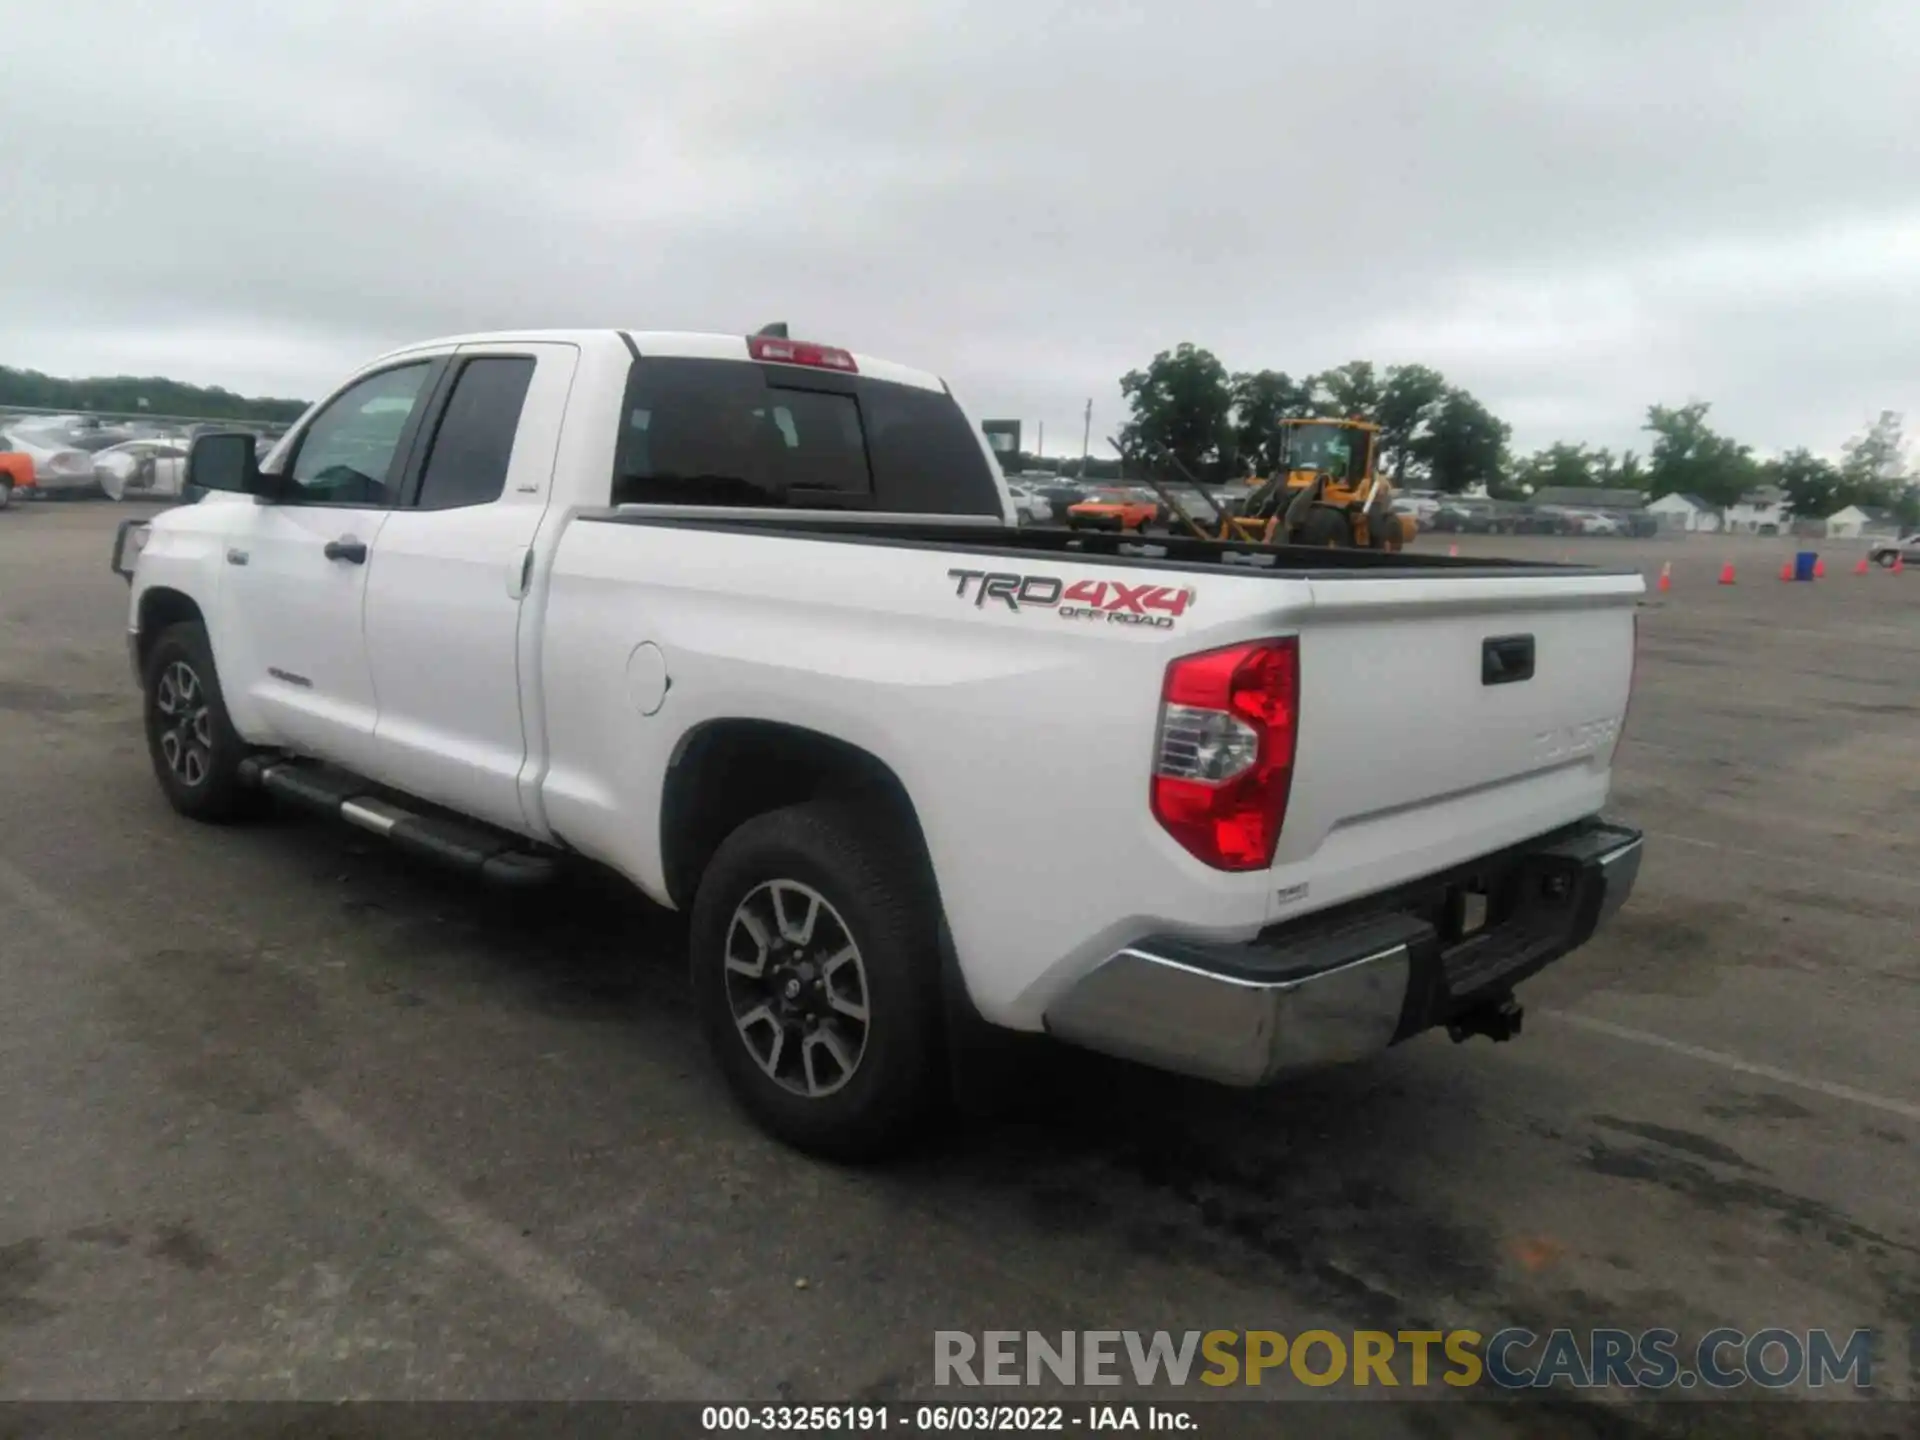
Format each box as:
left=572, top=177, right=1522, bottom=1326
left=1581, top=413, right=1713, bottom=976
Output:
left=238, top=757, right=561, bottom=887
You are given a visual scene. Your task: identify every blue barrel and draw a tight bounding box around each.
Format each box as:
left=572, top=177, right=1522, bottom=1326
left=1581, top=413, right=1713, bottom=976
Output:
left=1794, top=550, right=1818, bottom=581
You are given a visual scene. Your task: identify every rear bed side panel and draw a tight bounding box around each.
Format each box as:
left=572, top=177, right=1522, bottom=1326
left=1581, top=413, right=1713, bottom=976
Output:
left=536, top=521, right=1293, bottom=1026
left=1270, top=573, right=1642, bottom=925
left=537, top=519, right=1644, bottom=1031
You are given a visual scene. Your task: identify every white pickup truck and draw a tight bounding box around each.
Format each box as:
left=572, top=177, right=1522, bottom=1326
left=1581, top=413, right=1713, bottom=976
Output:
left=110, top=327, right=1644, bottom=1157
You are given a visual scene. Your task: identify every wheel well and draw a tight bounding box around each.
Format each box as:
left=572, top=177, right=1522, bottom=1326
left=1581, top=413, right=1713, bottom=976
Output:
left=136, top=589, right=205, bottom=673
left=660, top=720, right=933, bottom=910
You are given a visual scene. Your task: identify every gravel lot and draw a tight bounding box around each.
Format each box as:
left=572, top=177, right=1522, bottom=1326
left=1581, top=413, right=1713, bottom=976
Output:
left=2, top=504, right=1915, bottom=1435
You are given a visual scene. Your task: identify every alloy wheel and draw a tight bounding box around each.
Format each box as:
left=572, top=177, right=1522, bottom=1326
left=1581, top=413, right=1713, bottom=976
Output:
left=154, top=660, right=213, bottom=788
left=723, top=879, right=871, bottom=1098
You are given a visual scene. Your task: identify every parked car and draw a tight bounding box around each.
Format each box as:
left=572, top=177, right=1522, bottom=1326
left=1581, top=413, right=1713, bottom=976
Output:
left=1514, top=508, right=1569, bottom=536
left=7, top=415, right=138, bottom=454
left=1029, top=480, right=1092, bottom=524
left=1430, top=500, right=1510, bottom=534
left=1869, top=533, right=1920, bottom=568
left=110, top=325, right=1644, bottom=1160
left=0, top=450, right=35, bottom=508
left=1568, top=511, right=1622, bottom=537
left=1, top=433, right=101, bottom=497
left=95, top=439, right=191, bottom=501
left=1002, top=483, right=1051, bottom=524
left=1393, top=495, right=1443, bottom=524
left=1154, top=484, right=1228, bottom=531
left=64, top=424, right=139, bottom=454
left=1067, top=486, right=1159, bottom=532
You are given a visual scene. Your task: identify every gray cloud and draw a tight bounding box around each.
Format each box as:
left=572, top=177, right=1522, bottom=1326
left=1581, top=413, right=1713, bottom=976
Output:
left=5, top=0, right=1917, bottom=457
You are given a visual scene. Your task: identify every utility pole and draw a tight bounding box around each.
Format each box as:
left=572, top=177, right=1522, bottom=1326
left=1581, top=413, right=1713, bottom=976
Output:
left=1036, top=421, right=1044, bottom=464
left=1080, top=399, right=1092, bottom=479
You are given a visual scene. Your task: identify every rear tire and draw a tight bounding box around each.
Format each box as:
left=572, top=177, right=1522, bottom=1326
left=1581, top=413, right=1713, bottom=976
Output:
left=141, top=622, right=264, bottom=823
left=0, top=478, right=11, bottom=510
left=690, top=802, right=945, bottom=1160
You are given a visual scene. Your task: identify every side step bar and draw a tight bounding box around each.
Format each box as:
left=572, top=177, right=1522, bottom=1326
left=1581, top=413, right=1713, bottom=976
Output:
left=238, top=757, right=562, bottom=887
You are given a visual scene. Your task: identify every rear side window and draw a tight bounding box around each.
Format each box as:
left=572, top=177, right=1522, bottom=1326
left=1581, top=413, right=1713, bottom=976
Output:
left=413, top=357, right=536, bottom=510
left=614, top=358, right=871, bottom=508
left=611, top=356, right=1000, bottom=515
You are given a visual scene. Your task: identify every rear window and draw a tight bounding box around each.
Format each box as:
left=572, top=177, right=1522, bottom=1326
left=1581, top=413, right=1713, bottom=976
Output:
left=611, top=356, right=1000, bottom=516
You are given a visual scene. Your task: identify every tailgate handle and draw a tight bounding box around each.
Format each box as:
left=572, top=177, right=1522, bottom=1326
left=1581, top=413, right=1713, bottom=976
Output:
left=1482, top=634, right=1535, bottom=686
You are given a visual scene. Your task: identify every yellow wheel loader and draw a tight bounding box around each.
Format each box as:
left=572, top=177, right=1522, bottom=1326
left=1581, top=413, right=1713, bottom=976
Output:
left=1122, top=419, right=1418, bottom=551
left=1226, top=418, right=1416, bottom=550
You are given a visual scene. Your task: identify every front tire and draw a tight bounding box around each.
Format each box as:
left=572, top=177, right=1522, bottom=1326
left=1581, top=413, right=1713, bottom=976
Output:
left=690, top=802, right=944, bottom=1160
left=142, top=621, right=262, bottom=822
left=0, top=478, right=12, bottom=510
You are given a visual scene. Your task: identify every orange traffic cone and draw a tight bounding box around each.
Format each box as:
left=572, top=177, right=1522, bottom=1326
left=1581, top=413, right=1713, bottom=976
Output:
left=1657, top=562, right=1672, bottom=592
left=1718, top=562, right=1736, bottom=585
left=1448, top=543, right=1459, bottom=557
left=1779, top=561, right=1794, bottom=582
left=1897, top=553, right=1907, bottom=573
left=1854, top=556, right=1870, bottom=576
left=1813, top=557, right=1825, bottom=578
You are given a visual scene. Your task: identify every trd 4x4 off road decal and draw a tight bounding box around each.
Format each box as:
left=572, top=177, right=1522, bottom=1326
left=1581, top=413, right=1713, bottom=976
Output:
left=947, top=569, right=1194, bottom=629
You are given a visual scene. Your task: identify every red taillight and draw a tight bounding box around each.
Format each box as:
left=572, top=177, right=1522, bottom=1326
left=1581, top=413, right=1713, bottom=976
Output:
left=746, top=335, right=859, bottom=373
left=1150, top=637, right=1300, bottom=871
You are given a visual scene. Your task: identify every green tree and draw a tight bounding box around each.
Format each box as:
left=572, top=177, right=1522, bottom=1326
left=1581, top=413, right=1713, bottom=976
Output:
left=1642, top=402, right=1757, bottom=507
left=1118, top=344, right=1235, bottom=477
left=1516, top=442, right=1612, bottom=491
left=1229, top=369, right=1314, bottom=475
left=1609, top=450, right=1647, bottom=490
left=1373, top=364, right=1448, bottom=484
left=1765, top=448, right=1845, bottom=519
left=1840, top=410, right=1908, bottom=491
left=1413, top=388, right=1509, bottom=493
left=0, top=365, right=308, bottom=423
left=1312, top=360, right=1383, bottom=419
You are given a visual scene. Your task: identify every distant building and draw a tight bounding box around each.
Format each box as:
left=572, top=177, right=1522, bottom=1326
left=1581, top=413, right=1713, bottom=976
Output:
left=980, top=420, right=1022, bottom=460
left=1528, top=486, right=1648, bottom=511
left=1825, top=504, right=1900, bottom=539
left=1645, top=492, right=1721, bottom=533
left=1724, top=485, right=1791, bottom=534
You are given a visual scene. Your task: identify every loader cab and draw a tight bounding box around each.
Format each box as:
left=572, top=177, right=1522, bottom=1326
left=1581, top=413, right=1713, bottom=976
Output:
left=1278, top=420, right=1375, bottom=485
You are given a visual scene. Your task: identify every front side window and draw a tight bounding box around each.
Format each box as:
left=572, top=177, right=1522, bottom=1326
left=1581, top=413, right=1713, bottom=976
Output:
left=285, top=362, right=433, bottom=505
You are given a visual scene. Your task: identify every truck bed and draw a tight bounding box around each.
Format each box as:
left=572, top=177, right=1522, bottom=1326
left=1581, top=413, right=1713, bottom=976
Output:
left=591, top=506, right=1640, bottom=579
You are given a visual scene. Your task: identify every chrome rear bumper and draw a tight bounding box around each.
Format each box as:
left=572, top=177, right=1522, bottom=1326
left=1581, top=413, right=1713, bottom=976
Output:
left=1045, top=819, right=1644, bottom=1087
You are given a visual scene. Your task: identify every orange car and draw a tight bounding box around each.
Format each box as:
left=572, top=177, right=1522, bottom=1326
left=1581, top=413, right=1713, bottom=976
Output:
left=1066, top=487, right=1159, bottom=533
left=0, top=451, right=34, bottom=510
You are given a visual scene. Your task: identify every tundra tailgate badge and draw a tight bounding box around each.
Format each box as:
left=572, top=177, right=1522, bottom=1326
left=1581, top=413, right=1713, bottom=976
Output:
left=948, top=569, right=1194, bottom=630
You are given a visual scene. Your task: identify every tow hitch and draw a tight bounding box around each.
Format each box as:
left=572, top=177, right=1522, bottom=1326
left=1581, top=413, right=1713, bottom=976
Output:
left=1448, top=994, right=1524, bottom=1044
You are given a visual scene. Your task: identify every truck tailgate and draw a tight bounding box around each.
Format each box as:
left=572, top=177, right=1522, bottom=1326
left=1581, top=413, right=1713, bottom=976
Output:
left=1268, top=569, right=1643, bottom=924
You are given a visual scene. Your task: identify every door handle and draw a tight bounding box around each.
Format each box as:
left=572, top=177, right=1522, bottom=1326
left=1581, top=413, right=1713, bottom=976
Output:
left=323, top=538, right=368, bottom=564
left=1482, top=634, right=1535, bottom=686
left=507, top=547, right=534, bottom=599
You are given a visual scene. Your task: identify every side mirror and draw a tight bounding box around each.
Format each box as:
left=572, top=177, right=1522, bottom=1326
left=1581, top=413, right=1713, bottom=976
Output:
left=186, top=432, right=270, bottom=498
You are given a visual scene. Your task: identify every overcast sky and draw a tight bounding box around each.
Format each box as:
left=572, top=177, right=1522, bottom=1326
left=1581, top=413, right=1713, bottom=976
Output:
left=6, top=0, right=1917, bottom=459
